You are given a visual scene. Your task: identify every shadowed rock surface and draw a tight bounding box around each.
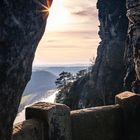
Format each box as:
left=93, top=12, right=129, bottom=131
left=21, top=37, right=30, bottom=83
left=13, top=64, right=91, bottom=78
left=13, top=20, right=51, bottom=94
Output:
left=0, top=0, right=52, bottom=139
left=115, top=92, right=140, bottom=140
left=26, top=102, right=72, bottom=140
left=71, top=105, right=123, bottom=140
left=124, top=0, right=140, bottom=93
left=13, top=119, right=44, bottom=140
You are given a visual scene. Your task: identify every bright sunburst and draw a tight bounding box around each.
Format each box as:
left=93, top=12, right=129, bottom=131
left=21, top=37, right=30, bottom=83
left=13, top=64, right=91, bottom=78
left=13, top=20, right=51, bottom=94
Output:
left=46, top=0, right=71, bottom=31
left=36, top=0, right=52, bottom=16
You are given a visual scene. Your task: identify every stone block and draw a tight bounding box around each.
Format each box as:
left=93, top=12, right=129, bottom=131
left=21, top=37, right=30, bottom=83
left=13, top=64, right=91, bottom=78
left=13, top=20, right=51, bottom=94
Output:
left=71, top=105, right=123, bottom=140
left=26, top=102, right=72, bottom=140
left=115, top=91, right=140, bottom=140
left=12, top=119, right=44, bottom=140
left=115, top=91, right=137, bottom=105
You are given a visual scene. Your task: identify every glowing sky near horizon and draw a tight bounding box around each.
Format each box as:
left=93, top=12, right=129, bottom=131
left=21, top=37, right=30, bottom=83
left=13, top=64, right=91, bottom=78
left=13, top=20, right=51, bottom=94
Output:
left=33, top=0, right=100, bottom=66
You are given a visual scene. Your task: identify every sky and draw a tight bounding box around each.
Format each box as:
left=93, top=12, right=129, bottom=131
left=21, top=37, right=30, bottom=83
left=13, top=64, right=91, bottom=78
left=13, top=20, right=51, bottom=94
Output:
left=33, top=0, right=100, bottom=66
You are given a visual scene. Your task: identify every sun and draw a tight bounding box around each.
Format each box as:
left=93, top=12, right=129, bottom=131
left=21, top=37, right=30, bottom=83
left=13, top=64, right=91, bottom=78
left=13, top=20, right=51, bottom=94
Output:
left=46, top=0, right=71, bottom=31
left=36, top=0, right=52, bottom=14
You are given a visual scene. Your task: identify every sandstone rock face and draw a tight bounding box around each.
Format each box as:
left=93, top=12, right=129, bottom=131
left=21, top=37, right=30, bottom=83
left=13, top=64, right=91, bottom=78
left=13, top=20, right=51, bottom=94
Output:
left=71, top=105, right=123, bottom=140
left=0, top=0, right=51, bottom=139
left=12, top=92, right=140, bottom=140
left=83, top=0, right=128, bottom=106
left=56, top=0, right=128, bottom=109
left=26, top=102, right=72, bottom=140
left=124, top=0, right=140, bottom=93
left=116, top=92, right=140, bottom=140
left=13, top=119, right=44, bottom=140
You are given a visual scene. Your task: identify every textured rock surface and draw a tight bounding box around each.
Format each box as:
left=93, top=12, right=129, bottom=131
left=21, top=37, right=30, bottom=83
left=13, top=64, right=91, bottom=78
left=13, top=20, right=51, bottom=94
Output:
left=56, top=0, right=128, bottom=109
left=13, top=119, right=44, bottom=140
left=26, top=102, right=72, bottom=140
left=12, top=93, right=140, bottom=140
left=0, top=0, right=52, bottom=139
left=124, top=0, right=140, bottom=92
left=71, top=105, right=123, bottom=140
left=77, top=0, right=128, bottom=107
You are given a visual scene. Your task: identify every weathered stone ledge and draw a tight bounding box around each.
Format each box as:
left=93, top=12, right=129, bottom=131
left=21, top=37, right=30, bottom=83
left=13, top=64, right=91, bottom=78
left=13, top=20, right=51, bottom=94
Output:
left=13, top=91, right=140, bottom=140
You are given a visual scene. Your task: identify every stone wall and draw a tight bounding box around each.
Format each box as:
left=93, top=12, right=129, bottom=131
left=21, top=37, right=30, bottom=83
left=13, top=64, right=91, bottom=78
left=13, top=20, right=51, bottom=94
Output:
left=13, top=92, right=140, bottom=140
left=13, top=119, right=44, bottom=140
left=71, top=105, right=123, bottom=140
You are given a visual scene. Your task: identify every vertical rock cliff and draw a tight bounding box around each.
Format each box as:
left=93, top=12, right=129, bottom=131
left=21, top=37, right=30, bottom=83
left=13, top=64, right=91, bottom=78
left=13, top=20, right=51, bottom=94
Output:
left=0, top=0, right=52, bottom=139
left=124, top=0, right=140, bottom=93
left=56, top=0, right=129, bottom=109
left=85, top=0, right=128, bottom=106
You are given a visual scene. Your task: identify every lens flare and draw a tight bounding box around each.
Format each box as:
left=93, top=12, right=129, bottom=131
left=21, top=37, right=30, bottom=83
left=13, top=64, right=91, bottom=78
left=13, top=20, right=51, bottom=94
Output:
left=35, top=0, right=53, bottom=16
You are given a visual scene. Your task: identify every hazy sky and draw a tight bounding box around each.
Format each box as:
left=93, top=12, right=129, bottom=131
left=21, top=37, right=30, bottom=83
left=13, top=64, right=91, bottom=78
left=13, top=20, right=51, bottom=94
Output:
left=33, top=0, right=100, bottom=66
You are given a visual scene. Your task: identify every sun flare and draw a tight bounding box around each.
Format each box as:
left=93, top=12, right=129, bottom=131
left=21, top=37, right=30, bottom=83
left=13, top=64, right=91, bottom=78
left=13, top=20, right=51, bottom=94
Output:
left=46, top=0, right=71, bottom=31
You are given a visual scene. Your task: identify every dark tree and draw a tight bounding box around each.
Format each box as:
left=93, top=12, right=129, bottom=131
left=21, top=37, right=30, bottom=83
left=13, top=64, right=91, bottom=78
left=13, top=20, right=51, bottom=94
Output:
left=55, top=71, right=72, bottom=89
left=0, top=0, right=52, bottom=139
left=55, top=70, right=88, bottom=106
left=76, top=69, right=87, bottom=78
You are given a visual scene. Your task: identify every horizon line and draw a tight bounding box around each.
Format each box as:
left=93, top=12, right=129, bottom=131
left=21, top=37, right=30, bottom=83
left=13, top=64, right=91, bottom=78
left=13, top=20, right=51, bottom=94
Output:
left=33, top=63, right=91, bottom=67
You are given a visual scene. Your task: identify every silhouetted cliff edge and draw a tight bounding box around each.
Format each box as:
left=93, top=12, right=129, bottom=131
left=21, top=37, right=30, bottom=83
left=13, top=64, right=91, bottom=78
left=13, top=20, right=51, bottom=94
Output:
left=0, top=0, right=52, bottom=139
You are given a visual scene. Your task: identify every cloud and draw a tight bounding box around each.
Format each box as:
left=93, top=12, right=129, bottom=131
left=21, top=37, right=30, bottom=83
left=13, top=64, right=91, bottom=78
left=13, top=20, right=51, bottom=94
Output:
left=63, top=0, right=97, bottom=9
left=63, top=0, right=98, bottom=18
left=34, top=0, right=99, bottom=65
left=71, top=6, right=97, bottom=17
left=39, top=30, right=99, bottom=48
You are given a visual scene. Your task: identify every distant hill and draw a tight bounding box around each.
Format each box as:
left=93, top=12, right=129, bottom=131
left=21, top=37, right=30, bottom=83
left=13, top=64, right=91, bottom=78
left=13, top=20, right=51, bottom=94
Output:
left=19, top=67, right=88, bottom=112
left=46, top=67, right=88, bottom=76
left=23, top=71, right=57, bottom=96
left=33, top=66, right=88, bottom=76
left=19, top=71, right=57, bottom=112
